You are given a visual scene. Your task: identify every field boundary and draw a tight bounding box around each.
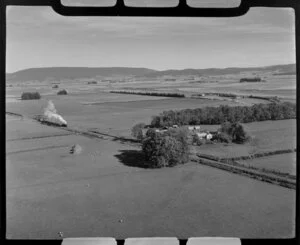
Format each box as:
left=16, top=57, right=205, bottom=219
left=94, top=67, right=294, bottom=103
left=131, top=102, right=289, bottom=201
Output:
left=193, top=157, right=296, bottom=189
left=6, top=144, right=70, bottom=155
left=198, top=148, right=296, bottom=164
left=6, top=111, right=23, bottom=118
left=110, top=90, right=185, bottom=98
left=192, top=92, right=281, bottom=103
left=197, top=150, right=296, bottom=179
left=7, top=133, right=72, bottom=142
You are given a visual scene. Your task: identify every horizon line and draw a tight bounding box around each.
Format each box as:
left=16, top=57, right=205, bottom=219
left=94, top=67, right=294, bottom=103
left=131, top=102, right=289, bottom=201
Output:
left=6, top=62, right=296, bottom=74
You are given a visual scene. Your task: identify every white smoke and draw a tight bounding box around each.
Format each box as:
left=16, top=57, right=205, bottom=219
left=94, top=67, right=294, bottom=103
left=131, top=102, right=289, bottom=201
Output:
left=44, top=100, right=57, bottom=115
left=43, top=100, right=67, bottom=126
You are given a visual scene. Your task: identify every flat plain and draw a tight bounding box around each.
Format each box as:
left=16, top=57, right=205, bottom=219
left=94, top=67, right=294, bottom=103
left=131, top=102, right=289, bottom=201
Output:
left=6, top=72, right=297, bottom=238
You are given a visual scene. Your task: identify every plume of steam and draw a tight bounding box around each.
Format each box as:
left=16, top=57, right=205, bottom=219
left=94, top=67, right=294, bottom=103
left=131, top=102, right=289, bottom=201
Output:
left=44, top=100, right=57, bottom=115
left=42, top=100, right=67, bottom=126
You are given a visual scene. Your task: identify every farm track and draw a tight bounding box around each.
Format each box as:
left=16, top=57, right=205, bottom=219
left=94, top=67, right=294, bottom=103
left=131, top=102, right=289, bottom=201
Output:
left=193, top=157, right=296, bottom=190
left=6, top=144, right=70, bottom=155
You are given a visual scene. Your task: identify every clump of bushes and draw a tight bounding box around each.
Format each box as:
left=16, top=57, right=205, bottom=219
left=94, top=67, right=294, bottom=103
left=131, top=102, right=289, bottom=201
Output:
left=21, top=92, right=41, bottom=100
left=204, top=92, right=237, bottom=98
left=53, top=85, right=59, bottom=89
left=131, top=123, right=146, bottom=141
left=141, top=128, right=189, bottom=168
left=211, top=132, right=231, bottom=143
left=57, top=89, right=68, bottom=95
left=240, top=77, right=262, bottom=83
left=217, top=121, right=249, bottom=144
left=192, top=134, right=203, bottom=146
left=88, top=81, right=97, bottom=84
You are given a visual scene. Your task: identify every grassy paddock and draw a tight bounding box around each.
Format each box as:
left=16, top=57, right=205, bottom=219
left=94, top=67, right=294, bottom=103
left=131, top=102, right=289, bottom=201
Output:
left=239, top=153, right=296, bottom=176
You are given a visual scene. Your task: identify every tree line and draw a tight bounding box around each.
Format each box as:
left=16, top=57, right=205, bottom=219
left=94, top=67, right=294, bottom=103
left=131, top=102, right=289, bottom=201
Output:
left=150, top=102, right=296, bottom=127
left=21, top=92, right=41, bottom=100
left=110, top=90, right=185, bottom=98
left=240, top=77, right=263, bottom=83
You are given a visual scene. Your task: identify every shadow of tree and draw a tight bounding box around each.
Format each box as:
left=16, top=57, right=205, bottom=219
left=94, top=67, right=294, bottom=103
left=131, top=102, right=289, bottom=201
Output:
left=114, top=150, right=151, bottom=169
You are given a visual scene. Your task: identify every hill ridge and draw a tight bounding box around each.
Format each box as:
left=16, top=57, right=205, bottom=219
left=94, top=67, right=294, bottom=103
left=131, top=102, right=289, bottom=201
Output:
left=6, top=64, right=296, bottom=82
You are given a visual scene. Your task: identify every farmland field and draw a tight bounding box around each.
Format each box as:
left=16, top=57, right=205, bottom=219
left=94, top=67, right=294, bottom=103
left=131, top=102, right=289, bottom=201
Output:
left=193, top=119, right=296, bottom=157
left=239, top=153, right=296, bottom=175
left=6, top=117, right=296, bottom=239
left=6, top=71, right=297, bottom=239
left=5, top=5, right=297, bottom=239
left=6, top=92, right=239, bottom=137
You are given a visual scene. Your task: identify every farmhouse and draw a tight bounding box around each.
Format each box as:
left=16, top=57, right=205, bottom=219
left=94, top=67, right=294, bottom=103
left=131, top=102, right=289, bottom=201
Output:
left=196, top=131, right=213, bottom=140
left=206, top=133, right=213, bottom=140
left=155, top=129, right=168, bottom=134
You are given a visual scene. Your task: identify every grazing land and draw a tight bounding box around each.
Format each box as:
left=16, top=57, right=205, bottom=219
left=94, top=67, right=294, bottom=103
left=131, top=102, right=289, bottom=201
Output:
left=195, top=119, right=296, bottom=157
left=6, top=116, right=295, bottom=239
left=239, top=153, right=296, bottom=176
left=6, top=66, right=296, bottom=238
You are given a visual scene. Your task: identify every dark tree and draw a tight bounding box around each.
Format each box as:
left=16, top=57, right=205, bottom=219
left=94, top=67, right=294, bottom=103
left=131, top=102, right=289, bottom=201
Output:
left=131, top=123, right=146, bottom=141
left=21, top=92, right=41, bottom=100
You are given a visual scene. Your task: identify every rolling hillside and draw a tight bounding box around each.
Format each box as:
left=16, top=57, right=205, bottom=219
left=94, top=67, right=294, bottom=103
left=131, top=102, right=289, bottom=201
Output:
left=6, top=67, right=156, bottom=82
left=141, top=64, right=296, bottom=77
left=6, top=64, right=295, bottom=82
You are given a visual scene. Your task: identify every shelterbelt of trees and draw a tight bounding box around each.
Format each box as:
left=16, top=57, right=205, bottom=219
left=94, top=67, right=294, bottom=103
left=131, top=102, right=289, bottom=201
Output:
left=110, top=90, right=185, bottom=98
left=151, top=102, right=296, bottom=127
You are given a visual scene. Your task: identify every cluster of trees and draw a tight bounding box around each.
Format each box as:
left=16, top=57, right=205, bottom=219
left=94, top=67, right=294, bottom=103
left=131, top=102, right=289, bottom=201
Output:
left=217, top=121, right=249, bottom=144
left=131, top=123, right=190, bottom=168
left=205, top=92, right=237, bottom=98
left=57, top=89, right=68, bottom=95
left=248, top=95, right=280, bottom=103
left=191, top=122, right=249, bottom=145
left=131, top=123, right=146, bottom=141
left=87, top=81, right=97, bottom=84
left=111, top=90, right=185, bottom=98
left=240, top=77, right=262, bottom=83
left=190, top=80, right=218, bottom=84
left=150, top=102, right=296, bottom=127
left=21, top=92, right=41, bottom=100
left=141, top=128, right=189, bottom=168
left=195, top=92, right=280, bottom=103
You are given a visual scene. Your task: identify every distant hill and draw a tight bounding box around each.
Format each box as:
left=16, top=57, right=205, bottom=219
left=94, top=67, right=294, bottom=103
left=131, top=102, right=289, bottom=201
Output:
left=6, top=64, right=295, bottom=82
left=6, top=67, right=157, bottom=82
left=141, top=64, right=296, bottom=77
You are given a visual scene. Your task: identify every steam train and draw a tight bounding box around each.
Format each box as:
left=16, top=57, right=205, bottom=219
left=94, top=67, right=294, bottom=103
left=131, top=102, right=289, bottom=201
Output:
left=35, top=113, right=68, bottom=127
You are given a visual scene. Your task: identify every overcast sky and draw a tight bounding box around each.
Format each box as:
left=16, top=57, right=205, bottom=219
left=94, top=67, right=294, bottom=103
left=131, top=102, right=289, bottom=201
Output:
left=6, top=2, right=295, bottom=73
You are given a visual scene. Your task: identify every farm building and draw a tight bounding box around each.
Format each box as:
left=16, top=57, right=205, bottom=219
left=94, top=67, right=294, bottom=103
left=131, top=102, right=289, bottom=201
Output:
left=196, top=131, right=213, bottom=140
left=155, top=129, right=168, bottom=134
left=206, top=133, right=213, bottom=140
left=188, top=125, right=201, bottom=131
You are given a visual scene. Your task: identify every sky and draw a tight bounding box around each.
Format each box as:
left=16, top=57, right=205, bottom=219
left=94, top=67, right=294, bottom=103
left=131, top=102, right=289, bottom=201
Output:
left=6, top=1, right=295, bottom=73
